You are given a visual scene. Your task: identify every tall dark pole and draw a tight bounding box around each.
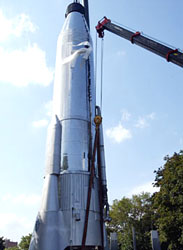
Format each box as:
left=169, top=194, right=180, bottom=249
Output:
left=83, top=0, right=90, bottom=29
left=132, top=227, right=137, bottom=250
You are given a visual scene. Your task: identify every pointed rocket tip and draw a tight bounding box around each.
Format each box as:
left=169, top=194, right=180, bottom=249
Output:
left=50, top=114, right=60, bottom=125
left=55, top=115, right=59, bottom=122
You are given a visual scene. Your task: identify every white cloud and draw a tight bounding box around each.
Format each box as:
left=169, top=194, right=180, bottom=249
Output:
left=128, top=181, right=159, bottom=197
left=2, top=193, right=41, bottom=206
left=121, top=110, right=131, bottom=121
left=135, top=117, right=149, bottom=129
left=180, top=138, right=183, bottom=145
left=12, top=13, right=37, bottom=37
left=147, top=112, right=156, bottom=120
left=0, top=193, right=41, bottom=242
left=0, top=213, right=33, bottom=242
left=106, top=123, right=132, bottom=143
left=31, top=101, right=52, bottom=128
left=0, top=44, right=54, bottom=86
left=135, top=113, right=156, bottom=129
left=117, top=50, right=126, bottom=57
left=0, top=9, right=37, bottom=42
left=0, top=9, right=53, bottom=87
left=45, top=100, right=53, bottom=117
left=32, top=119, right=49, bottom=128
left=0, top=193, right=41, bottom=241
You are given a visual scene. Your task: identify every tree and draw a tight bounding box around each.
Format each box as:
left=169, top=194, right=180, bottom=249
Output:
left=107, top=193, right=153, bottom=250
left=0, top=237, right=5, bottom=250
left=152, top=151, right=183, bottom=249
left=108, top=197, right=133, bottom=249
left=3, top=234, right=31, bottom=250
left=130, top=193, right=154, bottom=250
left=18, top=234, right=32, bottom=250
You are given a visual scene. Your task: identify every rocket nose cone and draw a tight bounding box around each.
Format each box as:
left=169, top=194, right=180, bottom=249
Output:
left=65, top=3, right=85, bottom=17
left=60, top=4, right=90, bottom=45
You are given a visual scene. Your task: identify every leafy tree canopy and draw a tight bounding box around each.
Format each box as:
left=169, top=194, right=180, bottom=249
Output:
left=108, top=193, right=153, bottom=250
left=153, top=151, right=183, bottom=249
left=0, top=237, right=5, bottom=250
left=4, top=234, right=31, bottom=250
left=5, top=247, right=19, bottom=250
left=19, top=234, right=32, bottom=250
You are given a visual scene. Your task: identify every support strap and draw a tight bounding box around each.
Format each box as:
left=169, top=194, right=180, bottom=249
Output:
left=131, top=31, right=141, bottom=44
left=81, top=116, right=102, bottom=250
left=97, top=128, right=104, bottom=250
left=166, top=49, right=178, bottom=62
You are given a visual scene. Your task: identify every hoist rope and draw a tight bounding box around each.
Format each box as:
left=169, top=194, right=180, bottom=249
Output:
left=94, top=31, right=98, bottom=96
left=100, top=38, right=104, bottom=114
left=95, top=31, right=104, bottom=114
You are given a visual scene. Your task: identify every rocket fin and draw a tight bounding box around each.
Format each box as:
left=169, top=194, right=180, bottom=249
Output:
left=29, top=116, right=62, bottom=250
left=45, top=115, right=62, bottom=175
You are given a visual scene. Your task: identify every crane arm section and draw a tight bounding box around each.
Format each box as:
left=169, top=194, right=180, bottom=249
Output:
left=96, top=17, right=183, bottom=68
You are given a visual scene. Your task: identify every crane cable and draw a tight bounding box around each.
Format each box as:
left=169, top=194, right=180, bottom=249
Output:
left=95, top=31, right=104, bottom=114
left=100, top=37, right=104, bottom=114
left=95, top=31, right=98, bottom=97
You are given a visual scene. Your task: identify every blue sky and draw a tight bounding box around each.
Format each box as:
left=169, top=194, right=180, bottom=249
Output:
left=0, top=0, right=183, bottom=242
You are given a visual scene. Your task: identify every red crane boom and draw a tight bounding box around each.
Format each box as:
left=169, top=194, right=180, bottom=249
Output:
left=96, top=17, right=183, bottom=68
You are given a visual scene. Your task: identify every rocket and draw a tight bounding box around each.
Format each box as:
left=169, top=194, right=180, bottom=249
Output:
left=29, top=1, right=109, bottom=250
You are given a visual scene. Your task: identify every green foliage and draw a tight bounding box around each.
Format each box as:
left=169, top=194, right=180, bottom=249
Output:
left=18, top=234, right=31, bottom=250
left=152, top=151, right=183, bottom=249
left=0, top=237, right=5, bottom=250
left=108, top=193, right=153, bottom=250
left=109, top=197, right=133, bottom=250
left=131, top=193, right=154, bottom=250
left=5, top=247, right=19, bottom=250
left=4, top=233, right=32, bottom=250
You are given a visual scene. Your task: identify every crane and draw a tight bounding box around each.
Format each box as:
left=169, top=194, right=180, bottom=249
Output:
left=96, top=17, right=183, bottom=68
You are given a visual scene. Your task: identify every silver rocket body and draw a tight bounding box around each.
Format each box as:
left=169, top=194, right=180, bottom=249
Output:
left=29, top=3, right=108, bottom=250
